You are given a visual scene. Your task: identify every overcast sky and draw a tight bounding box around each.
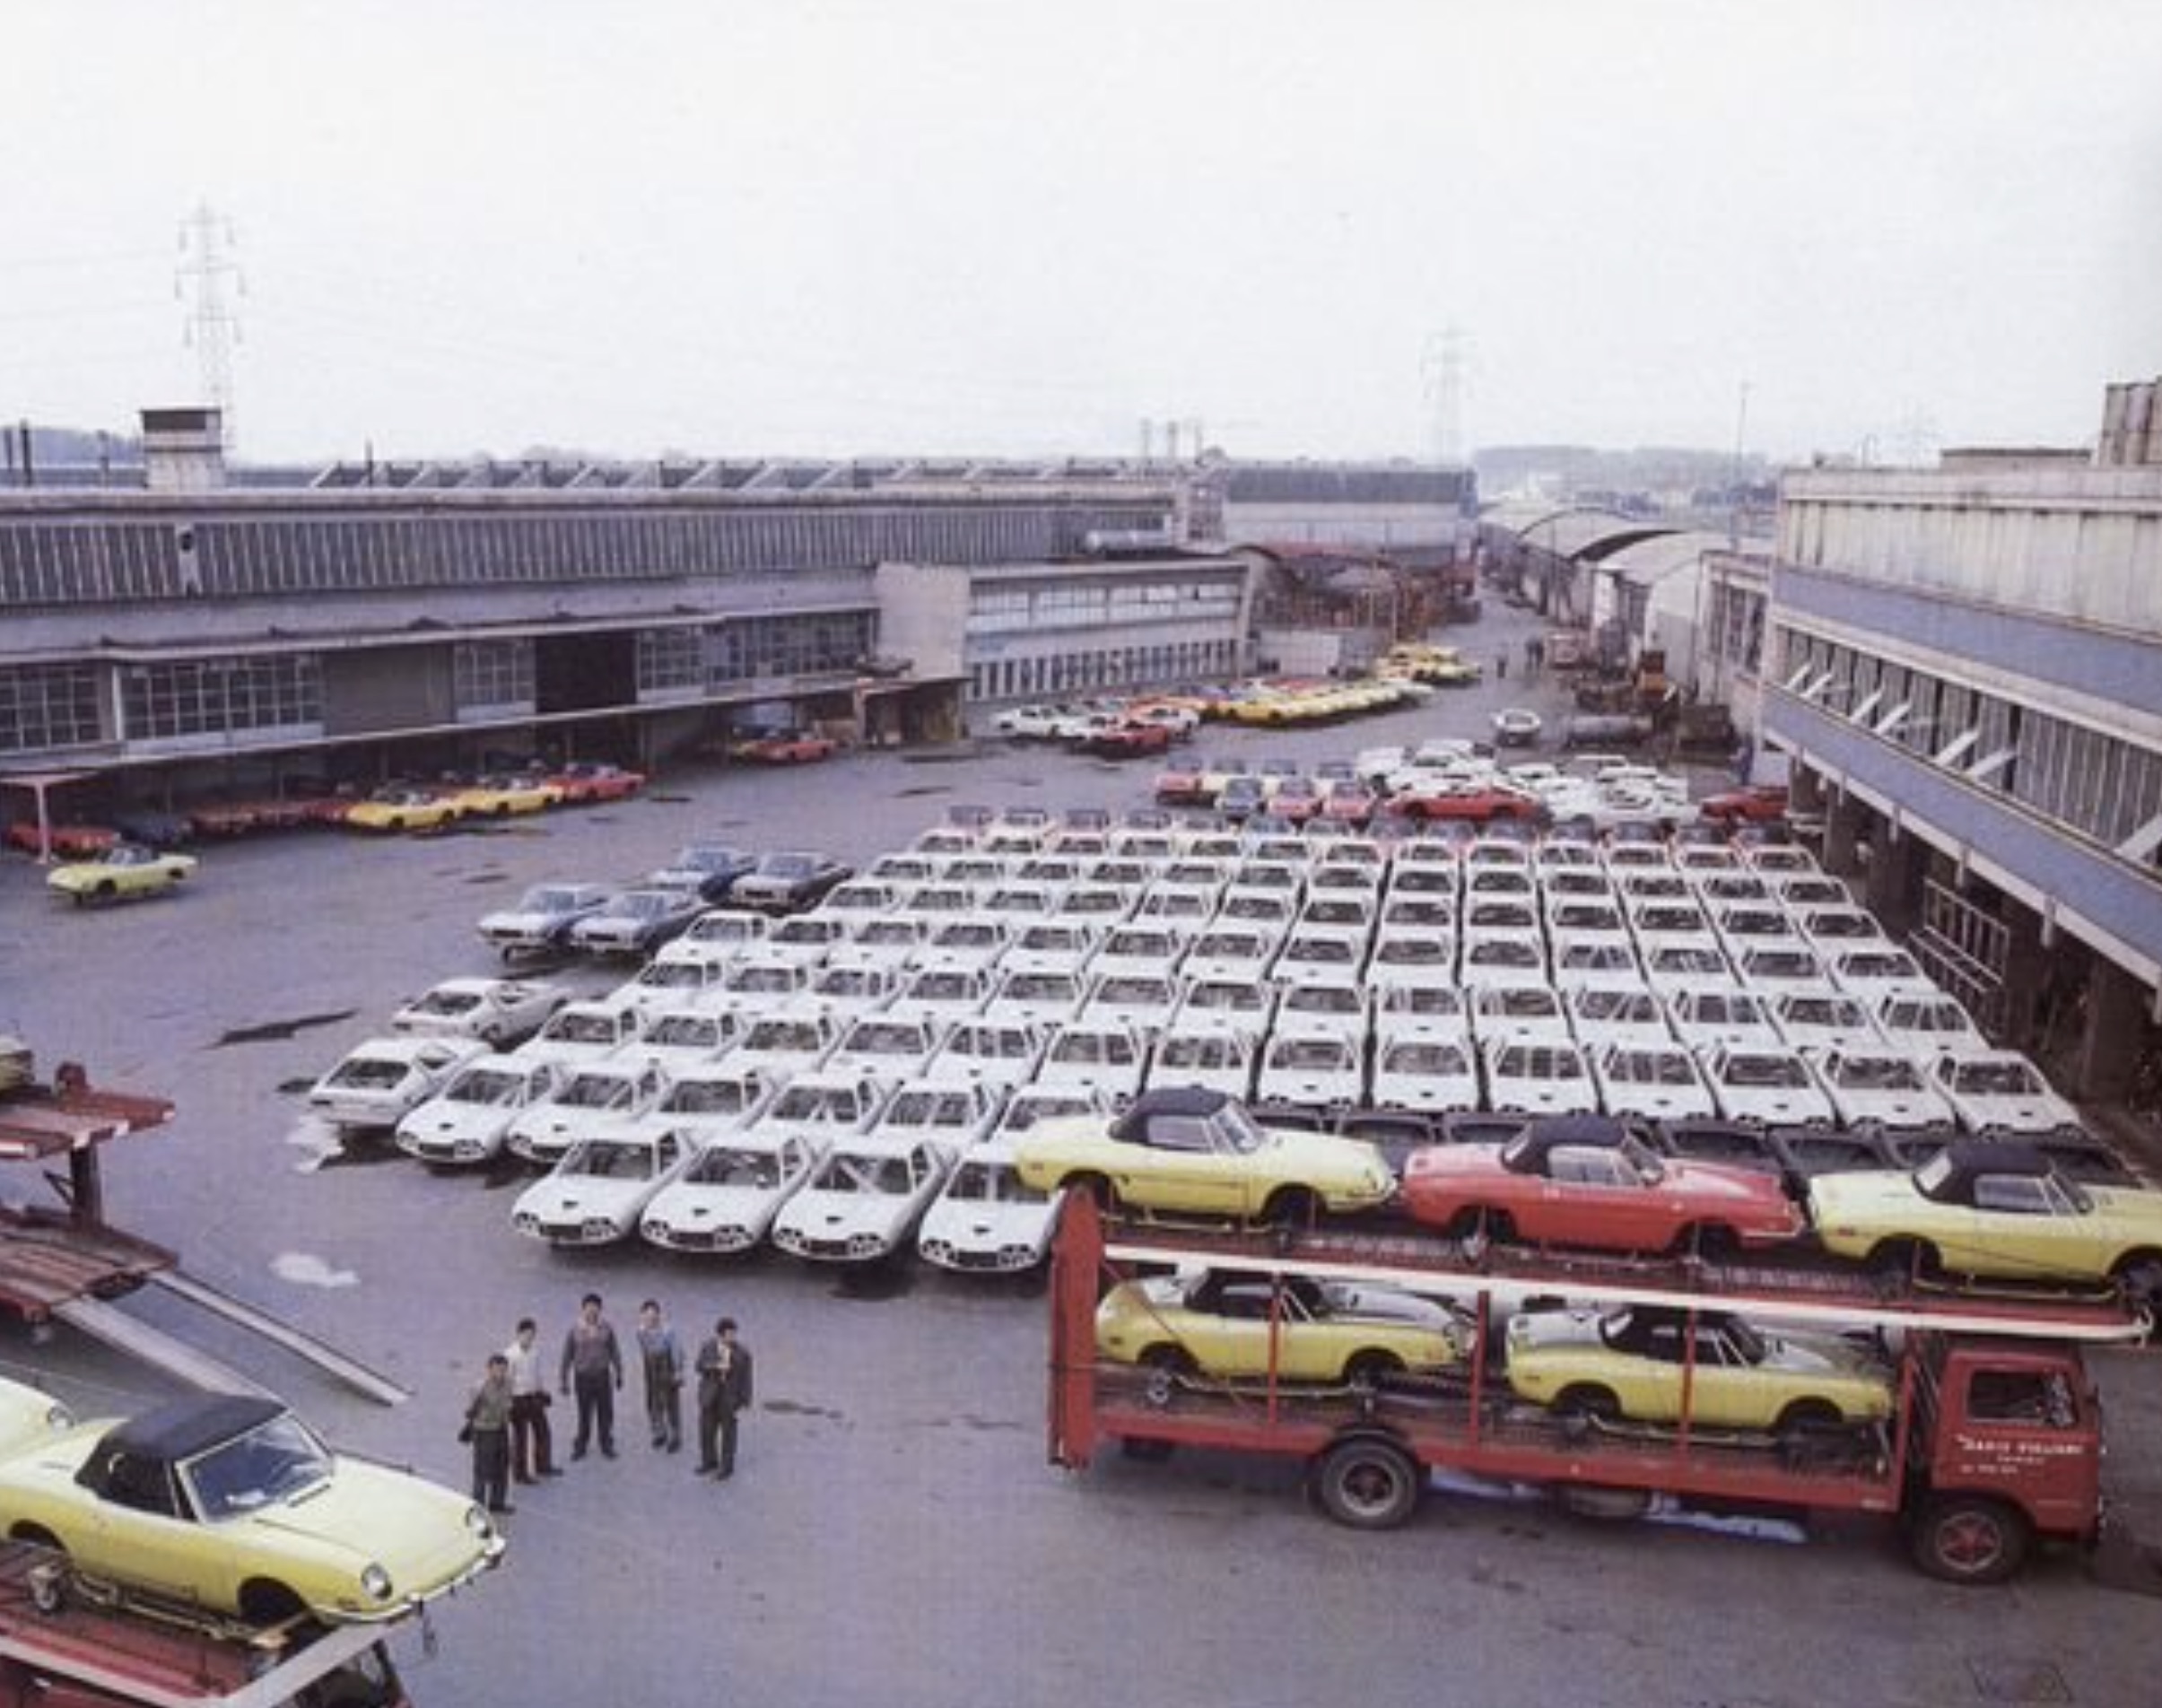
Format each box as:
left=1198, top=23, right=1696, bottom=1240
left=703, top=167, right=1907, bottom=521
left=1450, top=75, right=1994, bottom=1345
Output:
left=4, top=0, right=2158, bottom=466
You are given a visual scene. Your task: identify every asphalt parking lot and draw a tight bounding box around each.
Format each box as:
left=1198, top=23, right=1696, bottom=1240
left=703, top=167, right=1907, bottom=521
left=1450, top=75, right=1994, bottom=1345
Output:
left=3, top=608, right=2160, bottom=1708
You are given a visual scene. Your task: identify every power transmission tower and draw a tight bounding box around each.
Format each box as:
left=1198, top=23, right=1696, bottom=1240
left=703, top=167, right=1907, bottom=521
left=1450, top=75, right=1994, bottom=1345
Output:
left=177, top=202, right=244, bottom=448
left=1421, top=327, right=1469, bottom=464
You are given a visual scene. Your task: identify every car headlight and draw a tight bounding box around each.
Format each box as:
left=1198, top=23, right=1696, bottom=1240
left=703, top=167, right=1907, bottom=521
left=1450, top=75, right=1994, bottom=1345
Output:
left=581, top=1216, right=616, bottom=1239
left=513, top=1212, right=538, bottom=1233
left=465, top=1504, right=494, bottom=1538
left=360, top=1562, right=395, bottom=1601
left=43, top=1401, right=73, bottom=1431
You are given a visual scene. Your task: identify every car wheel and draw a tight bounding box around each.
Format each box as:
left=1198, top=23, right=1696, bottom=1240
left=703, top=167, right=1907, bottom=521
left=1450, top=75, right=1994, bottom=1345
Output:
left=1138, top=1345, right=1196, bottom=1408
left=94, top=881, right=116, bottom=904
left=1066, top=1172, right=1117, bottom=1213
left=1677, top=1224, right=1739, bottom=1262
left=240, top=1577, right=310, bottom=1627
left=1867, top=1238, right=1938, bottom=1281
left=1774, top=1399, right=1842, bottom=1439
left=1554, top=1384, right=1621, bottom=1424
left=2111, top=1252, right=2162, bottom=1308
left=1343, top=1350, right=1405, bottom=1391
left=1261, top=1186, right=1319, bottom=1231
left=1313, top=1437, right=1423, bottom=1530
left=1910, top=1494, right=2029, bottom=1586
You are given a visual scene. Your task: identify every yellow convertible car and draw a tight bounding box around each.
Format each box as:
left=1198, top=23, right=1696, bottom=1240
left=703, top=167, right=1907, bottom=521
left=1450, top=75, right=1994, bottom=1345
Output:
left=0, top=1385, right=503, bottom=1625
left=1012, top=1088, right=1397, bottom=1223
left=449, top=772, right=563, bottom=816
left=1097, top=1268, right=1469, bottom=1385
left=1809, top=1141, right=2162, bottom=1295
left=1504, top=1304, right=1894, bottom=1433
left=344, top=786, right=466, bottom=833
left=45, top=842, right=197, bottom=905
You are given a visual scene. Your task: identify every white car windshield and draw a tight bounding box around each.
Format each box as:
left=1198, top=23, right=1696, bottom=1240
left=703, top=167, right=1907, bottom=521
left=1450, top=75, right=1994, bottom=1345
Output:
left=183, top=1415, right=333, bottom=1520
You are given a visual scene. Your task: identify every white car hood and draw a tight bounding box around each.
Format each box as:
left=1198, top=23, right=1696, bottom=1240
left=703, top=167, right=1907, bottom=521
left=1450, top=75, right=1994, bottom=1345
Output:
left=777, top=1189, right=915, bottom=1242
left=644, top=1180, right=797, bottom=1234
left=920, top=1197, right=1055, bottom=1250
left=515, top=1174, right=657, bottom=1224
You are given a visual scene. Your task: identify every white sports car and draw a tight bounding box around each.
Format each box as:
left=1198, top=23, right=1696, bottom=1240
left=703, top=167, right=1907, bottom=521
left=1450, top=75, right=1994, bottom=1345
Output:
left=511, top=1128, right=695, bottom=1246
left=308, top=1036, right=489, bottom=1130
left=389, top=978, right=567, bottom=1047
left=639, top=1130, right=823, bottom=1255
left=1254, top=1032, right=1364, bottom=1112
left=504, top=1058, right=671, bottom=1164
left=1698, top=1044, right=1837, bottom=1128
left=917, top=1137, right=1065, bottom=1275
left=1368, top=1034, right=1480, bottom=1115
left=770, top=1136, right=958, bottom=1263
left=1929, top=1050, right=2083, bottom=1135
left=1592, top=1043, right=1717, bottom=1124
left=1810, top=1047, right=1959, bottom=1130
left=395, top=1053, right=562, bottom=1165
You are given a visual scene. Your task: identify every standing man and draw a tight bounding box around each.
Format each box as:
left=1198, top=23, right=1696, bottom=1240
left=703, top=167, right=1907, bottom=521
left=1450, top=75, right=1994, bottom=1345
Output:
left=504, top=1317, right=558, bottom=1483
left=693, top=1316, right=754, bottom=1481
left=636, top=1299, right=685, bottom=1453
left=464, top=1352, right=516, bottom=1516
left=559, top=1293, right=624, bottom=1460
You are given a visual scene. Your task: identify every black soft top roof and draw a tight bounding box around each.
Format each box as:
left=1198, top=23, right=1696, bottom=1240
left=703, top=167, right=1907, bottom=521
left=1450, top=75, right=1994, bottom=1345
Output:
left=1504, top=1113, right=1631, bottom=1167
left=1923, top=1140, right=2053, bottom=1198
left=1115, top=1086, right=1233, bottom=1131
left=99, top=1395, right=285, bottom=1464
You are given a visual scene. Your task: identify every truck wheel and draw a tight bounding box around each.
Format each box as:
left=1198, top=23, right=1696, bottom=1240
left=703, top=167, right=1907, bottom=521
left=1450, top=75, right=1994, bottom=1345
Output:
left=1910, top=1494, right=2029, bottom=1585
left=1314, top=1437, right=1423, bottom=1530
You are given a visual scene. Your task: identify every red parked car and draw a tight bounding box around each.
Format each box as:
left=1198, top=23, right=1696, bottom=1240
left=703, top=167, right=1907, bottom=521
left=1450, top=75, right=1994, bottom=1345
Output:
left=1385, top=784, right=1542, bottom=824
left=547, top=761, right=648, bottom=803
left=1153, top=756, right=1211, bottom=806
left=1699, top=784, right=1790, bottom=824
left=1082, top=720, right=1173, bottom=759
left=1400, top=1115, right=1804, bottom=1255
left=728, top=729, right=838, bottom=764
left=1320, top=780, right=1379, bottom=826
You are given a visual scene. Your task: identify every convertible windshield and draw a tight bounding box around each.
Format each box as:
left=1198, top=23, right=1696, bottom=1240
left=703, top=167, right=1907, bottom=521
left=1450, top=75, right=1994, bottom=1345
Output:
left=183, top=1414, right=333, bottom=1521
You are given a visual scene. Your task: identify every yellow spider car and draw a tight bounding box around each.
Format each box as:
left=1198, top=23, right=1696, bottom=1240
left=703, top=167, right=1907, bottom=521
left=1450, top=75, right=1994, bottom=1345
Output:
left=449, top=772, right=563, bottom=816
left=1011, top=1087, right=1397, bottom=1223
left=344, top=786, right=466, bottom=833
left=1504, top=1304, right=1894, bottom=1433
left=1098, top=1268, right=1469, bottom=1385
left=45, top=842, right=197, bottom=905
left=0, top=1384, right=503, bottom=1625
left=1809, top=1141, right=2162, bottom=1294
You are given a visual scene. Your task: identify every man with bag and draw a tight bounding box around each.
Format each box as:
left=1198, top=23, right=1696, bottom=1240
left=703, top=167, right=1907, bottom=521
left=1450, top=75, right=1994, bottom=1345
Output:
left=464, top=1352, right=516, bottom=1516
left=693, top=1316, right=754, bottom=1481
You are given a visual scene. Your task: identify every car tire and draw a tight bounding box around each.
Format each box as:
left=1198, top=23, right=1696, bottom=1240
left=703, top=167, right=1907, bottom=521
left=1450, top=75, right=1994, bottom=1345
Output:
left=93, top=881, right=116, bottom=904
left=2111, top=1252, right=2162, bottom=1308
left=1909, top=1493, right=2029, bottom=1586
left=1343, top=1350, right=1405, bottom=1391
left=1867, top=1238, right=1938, bottom=1281
left=1774, top=1399, right=1842, bottom=1439
left=1066, top=1173, right=1117, bottom=1214
left=1261, top=1186, right=1319, bottom=1231
left=240, top=1578, right=310, bottom=1627
left=1138, top=1345, right=1195, bottom=1408
left=1554, top=1384, right=1621, bottom=1424
left=1313, top=1436, right=1423, bottom=1531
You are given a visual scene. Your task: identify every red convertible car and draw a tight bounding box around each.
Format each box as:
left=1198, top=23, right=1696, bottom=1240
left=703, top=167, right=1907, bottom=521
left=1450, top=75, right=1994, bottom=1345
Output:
left=1698, top=784, right=1790, bottom=824
left=1400, top=1115, right=1804, bottom=1255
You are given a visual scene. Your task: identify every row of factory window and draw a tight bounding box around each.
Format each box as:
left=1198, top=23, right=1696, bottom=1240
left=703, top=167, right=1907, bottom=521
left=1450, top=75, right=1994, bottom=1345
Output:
left=967, top=637, right=1242, bottom=704
left=0, top=613, right=878, bottom=754
left=0, top=502, right=1168, bottom=607
left=969, top=577, right=1243, bottom=634
left=1777, top=627, right=2162, bottom=865
left=632, top=614, right=876, bottom=696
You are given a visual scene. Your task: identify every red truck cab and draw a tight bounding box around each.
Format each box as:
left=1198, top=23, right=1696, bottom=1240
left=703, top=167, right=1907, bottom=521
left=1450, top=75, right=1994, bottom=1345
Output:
left=1908, top=1338, right=2102, bottom=1583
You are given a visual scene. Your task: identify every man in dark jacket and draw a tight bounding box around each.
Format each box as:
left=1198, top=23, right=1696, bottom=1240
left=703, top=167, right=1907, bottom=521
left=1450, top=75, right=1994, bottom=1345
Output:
left=693, top=1317, right=754, bottom=1480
